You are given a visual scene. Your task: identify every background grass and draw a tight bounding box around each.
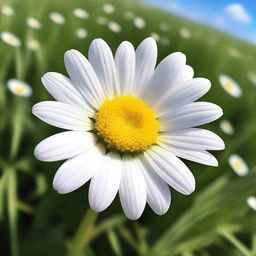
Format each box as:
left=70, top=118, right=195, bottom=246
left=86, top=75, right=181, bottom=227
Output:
left=1, top=0, right=256, bottom=255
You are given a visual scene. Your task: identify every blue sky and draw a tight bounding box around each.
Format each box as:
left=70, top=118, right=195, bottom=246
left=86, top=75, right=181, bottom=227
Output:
left=141, top=0, right=256, bottom=44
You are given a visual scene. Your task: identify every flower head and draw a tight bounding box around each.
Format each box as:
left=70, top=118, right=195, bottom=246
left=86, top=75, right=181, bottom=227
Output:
left=134, top=17, right=146, bottom=29
left=76, top=28, right=88, bottom=39
left=1, top=31, right=21, bottom=47
left=219, top=74, right=242, bottom=98
left=229, top=154, right=248, bottom=176
left=73, top=8, right=89, bottom=19
left=27, top=39, right=41, bottom=50
left=1, top=5, right=14, bottom=16
left=102, top=3, right=115, bottom=14
left=49, top=12, right=65, bottom=24
left=7, top=79, right=32, bottom=97
left=108, top=21, right=122, bottom=33
left=33, top=38, right=224, bottom=219
left=27, top=17, right=42, bottom=29
left=247, top=196, right=256, bottom=211
left=220, top=120, right=234, bottom=135
left=180, top=27, right=191, bottom=39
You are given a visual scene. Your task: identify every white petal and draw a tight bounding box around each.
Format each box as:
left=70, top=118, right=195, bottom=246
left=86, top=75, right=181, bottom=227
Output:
left=143, top=146, right=195, bottom=195
left=161, top=102, right=223, bottom=132
left=160, top=128, right=225, bottom=151
left=181, top=65, right=194, bottom=81
left=140, top=52, right=186, bottom=105
left=88, top=38, right=118, bottom=97
left=133, top=37, right=157, bottom=95
left=32, top=101, right=91, bottom=131
left=34, top=131, right=96, bottom=162
left=42, top=72, right=94, bottom=115
left=115, top=41, right=135, bottom=95
left=64, top=49, right=106, bottom=108
left=136, top=157, right=171, bottom=215
left=89, top=152, right=122, bottom=212
left=154, top=78, right=211, bottom=117
left=160, top=143, right=218, bottom=166
left=53, top=146, right=104, bottom=194
left=119, top=155, right=147, bottom=220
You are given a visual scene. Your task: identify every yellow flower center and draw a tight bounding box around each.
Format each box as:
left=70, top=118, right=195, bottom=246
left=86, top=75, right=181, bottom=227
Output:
left=224, top=81, right=233, bottom=91
left=95, top=95, right=159, bottom=152
left=234, top=160, right=243, bottom=170
left=14, top=86, right=25, bottom=95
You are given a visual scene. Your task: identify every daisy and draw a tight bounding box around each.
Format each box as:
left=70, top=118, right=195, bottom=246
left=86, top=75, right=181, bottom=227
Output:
left=1, top=5, right=14, bottom=16
left=134, top=17, right=146, bottom=29
left=229, top=154, right=248, bottom=176
left=247, top=196, right=256, bottom=211
left=219, top=74, right=242, bottom=98
left=49, top=12, right=65, bottom=25
left=159, top=22, right=169, bottom=32
left=33, top=38, right=224, bottom=220
left=180, top=27, right=191, bottom=39
left=76, top=28, right=88, bottom=39
left=108, top=21, right=122, bottom=33
left=73, top=8, right=89, bottom=19
left=219, top=120, right=234, bottom=135
left=7, top=79, right=32, bottom=97
left=102, top=3, right=115, bottom=14
left=150, top=32, right=160, bottom=42
left=27, top=17, right=42, bottom=29
left=227, top=47, right=243, bottom=59
left=96, top=16, right=108, bottom=26
left=0, top=31, right=21, bottom=47
left=124, top=11, right=135, bottom=20
left=27, top=39, right=41, bottom=50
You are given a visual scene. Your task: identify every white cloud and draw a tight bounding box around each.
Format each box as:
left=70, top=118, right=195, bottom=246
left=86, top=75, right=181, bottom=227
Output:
left=224, top=3, right=251, bottom=23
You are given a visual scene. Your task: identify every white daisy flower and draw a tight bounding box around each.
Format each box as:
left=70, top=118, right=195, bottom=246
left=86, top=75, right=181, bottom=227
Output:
left=229, top=154, right=248, bottom=176
left=0, top=31, right=21, bottom=47
left=49, top=12, right=65, bottom=25
left=150, top=32, right=160, bottom=42
left=102, top=3, right=115, bottom=14
left=134, top=17, right=146, bottom=29
left=160, top=36, right=170, bottom=46
left=227, top=47, right=243, bottom=59
left=124, top=11, right=134, bottom=20
left=180, top=27, right=191, bottom=39
left=219, top=120, right=234, bottom=135
left=33, top=38, right=224, bottom=220
left=96, top=16, right=108, bottom=26
left=108, top=21, right=122, bottom=33
left=247, top=72, right=256, bottom=86
left=27, top=17, right=42, bottom=29
left=159, top=22, right=169, bottom=32
left=219, top=74, right=242, bottom=98
left=73, top=8, right=89, bottom=19
left=7, top=79, right=32, bottom=97
left=247, top=196, right=256, bottom=211
left=27, top=39, right=41, bottom=50
left=1, top=5, right=14, bottom=16
left=76, top=28, right=88, bottom=39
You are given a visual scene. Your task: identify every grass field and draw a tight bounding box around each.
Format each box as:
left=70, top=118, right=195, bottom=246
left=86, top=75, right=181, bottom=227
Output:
left=1, top=0, right=256, bottom=255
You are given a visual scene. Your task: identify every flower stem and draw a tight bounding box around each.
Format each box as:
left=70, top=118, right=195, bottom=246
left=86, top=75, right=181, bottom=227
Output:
left=68, top=209, right=98, bottom=256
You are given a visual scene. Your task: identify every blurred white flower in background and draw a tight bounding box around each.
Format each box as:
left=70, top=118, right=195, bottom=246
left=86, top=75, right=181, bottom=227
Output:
left=1, top=5, right=14, bottom=16
left=27, top=17, right=42, bottom=29
left=219, top=74, right=242, bottom=98
left=227, top=47, right=243, bottom=59
left=27, top=39, right=41, bottom=50
left=73, top=8, right=89, bottom=19
left=76, top=28, right=88, bottom=39
left=0, top=31, right=21, bottom=47
left=159, top=22, right=169, bottom=32
left=247, top=196, right=256, bottom=211
left=150, top=32, right=160, bottom=42
left=7, top=79, right=32, bottom=97
left=49, top=12, right=66, bottom=24
left=134, top=16, right=146, bottom=29
left=219, top=120, right=234, bottom=135
left=160, top=36, right=170, bottom=46
left=108, top=21, right=122, bottom=33
left=102, top=3, right=115, bottom=14
left=229, top=154, right=248, bottom=176
left=124, top=11, right=135, bottom=20
left=180, top=27, right=191, bottom=39
left=96, top=16, right=108, bottom=25
left=247, top=72, right=256, bottom=86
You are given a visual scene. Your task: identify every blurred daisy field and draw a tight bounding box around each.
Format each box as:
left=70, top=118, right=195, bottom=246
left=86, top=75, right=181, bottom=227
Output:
left=1, top=0, right=256, bottom=255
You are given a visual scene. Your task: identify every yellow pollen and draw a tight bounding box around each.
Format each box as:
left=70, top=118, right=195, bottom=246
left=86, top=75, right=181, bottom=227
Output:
left=95, top=95, right=159, bottom=152
left=14, top=86, right=25, bottom=94
left=224, top=81, right=233, bottom=91
left=234, top=161, right=243, bottom=170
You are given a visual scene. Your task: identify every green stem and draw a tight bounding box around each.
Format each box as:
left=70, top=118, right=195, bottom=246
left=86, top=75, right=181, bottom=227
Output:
left=68, top=209, right=98, bottom=256
left=7, top=168, right=19, bottom=256
left=252, top=232, right=256, bottom=254
left=218, top=229, right=251, bottom=256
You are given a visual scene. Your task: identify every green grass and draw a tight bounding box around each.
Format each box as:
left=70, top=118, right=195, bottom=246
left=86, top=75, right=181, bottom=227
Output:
left=0, top=0, right=256, bottom=255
